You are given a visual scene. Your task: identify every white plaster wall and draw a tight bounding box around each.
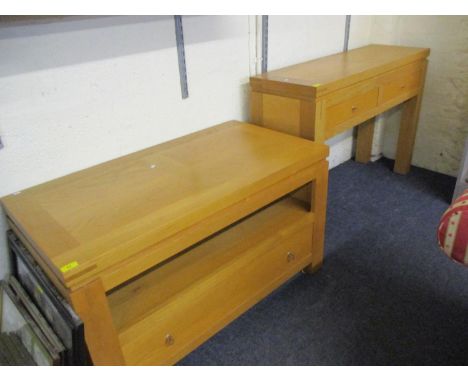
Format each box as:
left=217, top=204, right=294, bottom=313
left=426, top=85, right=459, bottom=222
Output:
left=369, top=16, right=468, bottom=176
left=0, top=15, right=252, bottom=278
left=0, top=15, right=374, bottom=279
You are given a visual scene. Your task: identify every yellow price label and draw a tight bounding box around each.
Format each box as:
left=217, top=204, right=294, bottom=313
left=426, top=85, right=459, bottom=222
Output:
left=60, top=261, right=79, bottom=273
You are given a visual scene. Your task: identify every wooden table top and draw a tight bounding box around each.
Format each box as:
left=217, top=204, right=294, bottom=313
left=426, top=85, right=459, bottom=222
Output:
left=2, top=121, right=328, bottom=288
left=250, top=44, right=430, bottom=98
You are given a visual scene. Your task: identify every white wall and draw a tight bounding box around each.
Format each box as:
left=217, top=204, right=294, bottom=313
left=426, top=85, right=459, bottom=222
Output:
left=0, top=15, right=374, bottom=279
left=369, top=16, right=468, bottom=176
left=0, top=15, right=253, bottom=278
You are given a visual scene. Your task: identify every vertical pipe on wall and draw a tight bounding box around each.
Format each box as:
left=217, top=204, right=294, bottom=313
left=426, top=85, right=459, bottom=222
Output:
left=174, top=15, right=189, bottom=99
left=343, top=15, right=351, bottom=52
left=248, top=16, right=259, bottom=76
left=261, top=15, right=269, bottom=73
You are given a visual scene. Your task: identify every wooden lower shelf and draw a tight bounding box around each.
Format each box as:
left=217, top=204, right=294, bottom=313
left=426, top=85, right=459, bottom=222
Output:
left=107, top=196, right=314, bottom=365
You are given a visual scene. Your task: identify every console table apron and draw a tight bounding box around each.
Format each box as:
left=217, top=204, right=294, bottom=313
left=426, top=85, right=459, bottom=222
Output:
left=250, top=44, right=430, bottom=174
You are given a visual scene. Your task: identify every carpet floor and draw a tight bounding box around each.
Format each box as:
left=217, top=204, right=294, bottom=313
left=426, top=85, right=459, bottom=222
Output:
left=178, top=158, right=468, bottom=366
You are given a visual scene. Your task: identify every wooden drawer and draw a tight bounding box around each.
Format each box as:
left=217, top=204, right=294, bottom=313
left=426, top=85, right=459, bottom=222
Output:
left=108, top=197, right=314, bottom=365
left=324, top=82, right=379, bottom=135
left=378, top=61, right=422, bottom=105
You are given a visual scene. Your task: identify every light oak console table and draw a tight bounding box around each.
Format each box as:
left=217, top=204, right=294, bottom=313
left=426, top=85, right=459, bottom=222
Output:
left=250, top=44, right=430, bottom=174
left=1, top=121, right=329, bottom=365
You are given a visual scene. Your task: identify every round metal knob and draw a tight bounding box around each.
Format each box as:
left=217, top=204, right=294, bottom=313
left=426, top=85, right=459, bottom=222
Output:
left=351, top=105, right=358, bottom=112
left=286, top=251, right=295, bottom=263
left=165, top=334, right=175, bottom=346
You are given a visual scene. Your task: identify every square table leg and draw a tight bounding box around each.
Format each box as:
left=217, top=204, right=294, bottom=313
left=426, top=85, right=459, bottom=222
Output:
left=304, top=160, right=329, bottom=273
left=69, top=279, right=125, bottom=365
left=355, top=117, right=375, bottom=164
left=394, top=60, right=428, bottom=174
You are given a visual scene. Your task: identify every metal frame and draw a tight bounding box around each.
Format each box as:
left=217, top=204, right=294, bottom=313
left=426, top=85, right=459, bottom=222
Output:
left=174, top=15, right=189, bottom=99
left=261, top=15, right=269, bottom=73
left=452, top=138, right=468, bottom=201
left=343, top=15, right=351, bottom=52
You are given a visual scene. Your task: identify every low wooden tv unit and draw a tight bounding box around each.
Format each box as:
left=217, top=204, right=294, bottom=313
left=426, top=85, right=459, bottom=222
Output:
left=1, top=121, right=329, bottom=365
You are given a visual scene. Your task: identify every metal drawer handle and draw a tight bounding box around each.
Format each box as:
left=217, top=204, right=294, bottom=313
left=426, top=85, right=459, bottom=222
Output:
left=351, top=105, right=358, bottom=112
left=165, top=333, right=175, bottom=346
left=400, top=84, right=406, bottom=89
left=286, top=251, right=296, bottom=263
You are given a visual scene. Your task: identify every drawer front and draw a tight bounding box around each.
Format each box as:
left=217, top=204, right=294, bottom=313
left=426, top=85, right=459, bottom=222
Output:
left=119, top=221, right=313, bottom=365
left=325, top=84, right=379, bottom=131
left=378, top=62, right=422, bottom=105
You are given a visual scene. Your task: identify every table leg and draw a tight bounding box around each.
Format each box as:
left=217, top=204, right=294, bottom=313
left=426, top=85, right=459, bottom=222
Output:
left=394, top=95, right=421, bottom=174
left=304, top=160, right=329, bottom=273
left=69, top=279, right=125, bottom=365
left=394, top=60, right=427, bottom=174
left=355, top=118, right=375, bottom=164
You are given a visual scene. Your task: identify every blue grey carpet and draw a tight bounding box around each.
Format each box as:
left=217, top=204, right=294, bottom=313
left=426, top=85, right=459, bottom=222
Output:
left=178, top=158, right=468, bottom=365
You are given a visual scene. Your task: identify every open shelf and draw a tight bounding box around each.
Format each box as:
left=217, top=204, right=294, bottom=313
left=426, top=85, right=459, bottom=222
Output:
left=107, top=195, right=314, bottom=365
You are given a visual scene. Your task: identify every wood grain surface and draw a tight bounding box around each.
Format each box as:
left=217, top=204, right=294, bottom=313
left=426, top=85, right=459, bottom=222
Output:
left=1, top=121, right=328, bottom=291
